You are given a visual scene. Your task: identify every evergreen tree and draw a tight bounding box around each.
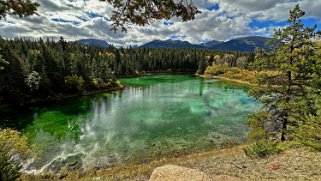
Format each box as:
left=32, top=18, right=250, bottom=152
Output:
left=248, top=4, right=320, bottom=141
left=0, top=0, right=39, bottom=19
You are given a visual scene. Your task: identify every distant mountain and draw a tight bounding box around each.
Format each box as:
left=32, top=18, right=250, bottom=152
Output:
left=75, top=39, right=109, bottom=48
left=200, top=40, right=223, bottom=48
left=140, top=39, right=203, bottom=49
left=140, top=36, right=271, bottom=52
left=76, top=36, right=271, bottom=52
left=210, top=36, right=271, bottom=52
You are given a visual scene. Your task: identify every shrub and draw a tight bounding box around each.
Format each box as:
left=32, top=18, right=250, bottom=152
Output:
left=243, top=140, right=280, bottom=158
left=204, top=63, right=228, bottom=76
left=0, top=129, right=30, bottom=181
left=64, top=75, right=85, bottom=92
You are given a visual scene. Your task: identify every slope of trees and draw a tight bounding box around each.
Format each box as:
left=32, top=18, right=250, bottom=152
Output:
left=0, top=37, right=251, bottom=105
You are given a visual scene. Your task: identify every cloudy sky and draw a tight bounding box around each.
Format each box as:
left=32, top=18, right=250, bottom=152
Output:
left=0, top=0, right=320, bottom=46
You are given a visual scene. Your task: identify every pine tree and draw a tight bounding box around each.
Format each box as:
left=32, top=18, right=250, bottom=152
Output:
left=248, top=4, right=320, bottom=141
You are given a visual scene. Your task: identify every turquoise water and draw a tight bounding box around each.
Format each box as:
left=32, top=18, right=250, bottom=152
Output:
left=0, top=75, right=260, bottom=173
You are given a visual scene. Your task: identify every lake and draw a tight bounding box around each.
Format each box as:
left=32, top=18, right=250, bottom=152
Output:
left=0, top=74, right=260, bottom=173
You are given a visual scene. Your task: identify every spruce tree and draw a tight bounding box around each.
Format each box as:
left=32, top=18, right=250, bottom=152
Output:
left=248, top=4, right=320, bottom=141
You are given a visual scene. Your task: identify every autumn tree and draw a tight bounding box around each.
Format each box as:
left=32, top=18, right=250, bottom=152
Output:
left=0, top=129, right=30, bottom=181
left=248, top=4, right=320, bottom=141
left=222, top=54, right=236, bottom=67
left=236, top=56, right=248, bottom=68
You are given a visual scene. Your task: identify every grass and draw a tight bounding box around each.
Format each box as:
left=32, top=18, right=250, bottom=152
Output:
left=204, top=64, right=279, bottom=86
left=21, top=142, right=321, bottom=181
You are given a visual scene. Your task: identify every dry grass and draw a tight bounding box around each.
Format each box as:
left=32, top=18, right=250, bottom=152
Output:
left=204, top=65, right=279, bottom=86
left=21, top=144, right=321, bottom=181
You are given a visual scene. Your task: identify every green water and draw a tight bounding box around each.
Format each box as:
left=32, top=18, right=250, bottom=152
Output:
left=0, top=74, right=259, bottom=173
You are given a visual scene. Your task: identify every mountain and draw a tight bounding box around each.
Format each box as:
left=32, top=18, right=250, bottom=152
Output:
left=200, top=40, right=223, bottom=48
left=140, top=39, right=203, bottom=49
left=75, top=39, right=109, bottom=48
left=140, top=36, right=271, bottom=52
left=209, top=36, right=271, bottom=52
left=76, top=36, right=271, bottom=52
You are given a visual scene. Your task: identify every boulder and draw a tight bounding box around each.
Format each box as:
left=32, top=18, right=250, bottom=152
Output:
left=149, top=164, right=210, bottom=181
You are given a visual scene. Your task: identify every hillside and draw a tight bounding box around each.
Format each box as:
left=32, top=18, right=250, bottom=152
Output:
left=75, top=39, right=109, bottom=48
left=210, top=36, right=270, bottom=52
left=139, top=36, right=271, bottom=52
left=140, top=39, right=203, bottom=49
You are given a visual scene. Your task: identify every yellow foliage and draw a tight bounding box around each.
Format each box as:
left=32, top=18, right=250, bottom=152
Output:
left=99, top=52, right=114, bottom=58
left=0, top=128, right=30, bottom=158
left=205, top=65, right=279, bottom=85
left=29, top=49, right=41, bottom=56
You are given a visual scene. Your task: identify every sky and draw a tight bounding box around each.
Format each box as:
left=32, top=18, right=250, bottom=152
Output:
left=0, top=0, right=320, bottom=47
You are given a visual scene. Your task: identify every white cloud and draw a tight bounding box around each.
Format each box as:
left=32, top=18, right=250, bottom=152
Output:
left=0, top=0, right=320, bottom=46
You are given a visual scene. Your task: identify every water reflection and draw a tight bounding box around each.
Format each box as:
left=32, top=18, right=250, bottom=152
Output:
left=4, top=75, right=260, bottom=173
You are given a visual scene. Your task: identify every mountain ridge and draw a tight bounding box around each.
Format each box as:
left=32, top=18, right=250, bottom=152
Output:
left=140, top=36, right=271, bottom=52
left=75, top=36, right=272, bottom=52
left=75, top=39, right=109, bottom=48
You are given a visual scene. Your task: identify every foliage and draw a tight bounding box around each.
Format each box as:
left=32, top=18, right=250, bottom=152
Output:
left=236, top=56, right=248, bottom=68
left=0, top=53, right=9, bottom=70
left=243, top=140, right=280, bottom=158
left=295, top=98, right=321, bottom=151
left=222, top=54, right=236, bottom=67
left=25, top=71, right=40, bottom=91
left=248, top=4, right=320, bottom=142
left=0, top=37, right=251, bottom=105
left=64, top=75, right=85, bottom=92
left=101, top=0, right=201, bottom=32
left=0, top=0, right=39, bottom=19
left=205, top=63, right=279, bottom=85
left=0, top=128, right=30, bottom=181
left=204, top=63, right=228, bottom=76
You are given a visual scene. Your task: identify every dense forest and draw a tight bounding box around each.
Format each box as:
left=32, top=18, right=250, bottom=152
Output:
left=0, top=37, right=252, bottom=105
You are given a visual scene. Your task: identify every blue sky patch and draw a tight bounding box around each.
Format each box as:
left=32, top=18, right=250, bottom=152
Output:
left=169, top=34, right=188, bottom=39
left=250, top=17, right=320, bottom=31
left=250, top=19, right=287, bottom=29
left=302, top=17, right=320, bottom=30
left=86, top=12, right=109, bottom=20
left=51, top=18, right=80, bottom=26
left=76, top=16, right=88, bottom=22
left=201, top=39, right=210, bottom=43
left=207, top=3, right=219, bottom=11
left=163, top=21, right=174, bottom=26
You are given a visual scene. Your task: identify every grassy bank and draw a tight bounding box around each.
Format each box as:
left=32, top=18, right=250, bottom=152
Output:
left=21, top=144, right=321, bottom=181
left=203, top=64, right=279, bottom=87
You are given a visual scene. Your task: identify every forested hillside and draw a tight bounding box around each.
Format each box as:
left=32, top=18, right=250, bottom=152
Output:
left=0, top=37, right=252, bottom=105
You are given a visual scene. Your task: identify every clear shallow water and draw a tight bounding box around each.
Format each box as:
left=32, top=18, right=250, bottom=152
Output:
left=0, top=75, right=260, bottom=173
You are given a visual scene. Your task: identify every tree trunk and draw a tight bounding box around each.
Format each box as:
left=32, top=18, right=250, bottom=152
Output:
left=281, top=119, right=287, bottom=141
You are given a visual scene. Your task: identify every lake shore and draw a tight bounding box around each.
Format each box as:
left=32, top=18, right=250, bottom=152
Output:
left=22, top=144, right=321, bottom=181
left=197, top=74, right=258, bottom=87
left=0, top=84, right=124, bottom=110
